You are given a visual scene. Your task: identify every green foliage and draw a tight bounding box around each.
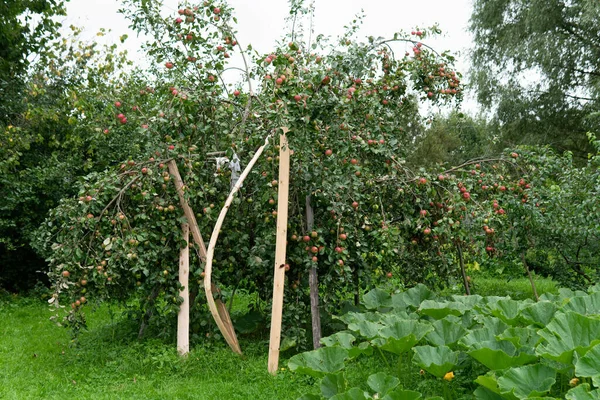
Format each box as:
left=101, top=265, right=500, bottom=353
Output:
left=290, top=284, right=600, bottom=399
left=469, top=0, right=600, bottom=159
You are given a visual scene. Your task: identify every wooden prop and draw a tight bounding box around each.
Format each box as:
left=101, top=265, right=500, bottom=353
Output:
left=168, top=160, right=237, bottom=352
left=268, top=130, right=291, bottom=375
left=177, top=223, right=190, bottom=356
left=168, top=161, right=207, bottom=258
left=204, top=134, right=273, bottom=355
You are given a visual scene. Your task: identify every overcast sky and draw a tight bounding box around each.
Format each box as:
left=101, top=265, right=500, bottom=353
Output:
left=63, top=0, right=478, bottom=112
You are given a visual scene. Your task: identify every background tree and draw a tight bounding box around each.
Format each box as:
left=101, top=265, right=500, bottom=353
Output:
left=469, top=0, right=600, bottom=160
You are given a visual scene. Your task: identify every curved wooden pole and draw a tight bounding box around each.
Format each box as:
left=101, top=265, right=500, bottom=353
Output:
left=204, top=134, right=273, bottom=354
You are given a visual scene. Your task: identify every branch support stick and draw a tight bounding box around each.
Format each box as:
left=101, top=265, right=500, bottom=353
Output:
left=268, top=130, right=291, bottom=374
left=177, top=223, right=190, bottom=356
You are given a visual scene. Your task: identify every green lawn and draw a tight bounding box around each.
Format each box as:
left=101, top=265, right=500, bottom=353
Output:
left=0, top=275, right=561, bottom=399
left=0, top=296, right=321, bottom=400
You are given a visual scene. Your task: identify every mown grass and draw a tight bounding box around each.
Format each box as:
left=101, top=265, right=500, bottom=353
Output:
left=0, top=294, right=391, bottom=400
left=0, top=295, right=312, bottom=399
left=0, top=275, right=561, bottom=399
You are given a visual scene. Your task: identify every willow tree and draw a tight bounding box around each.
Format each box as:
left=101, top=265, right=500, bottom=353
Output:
left=469, top=0, right=600, bottom=160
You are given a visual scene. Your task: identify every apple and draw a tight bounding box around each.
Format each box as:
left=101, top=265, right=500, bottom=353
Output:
left=141, top=167, right=148, bottom=174
left=284, top=264, right=290, bottom=272
left=335, top=247, right=343, bottom=253
left=352, top=201, right=359, bottom=209
left=420, top=210, right=427, bottom=217
left=62, top=271, right=70, bottom=278
left=294, top=94, right=302, bottom=102
left=386, top=272, right=393, bottom=278
left=168, top=145, right=175, bottom=150
left=423, top=228, right=431, bottom=235
left=213, top=7, right=221, bottom=14
left=325, top=149, right=333, bottom=156
left=462, top=192, right=471, bottom=200
left=233, top=90, right=240, bottom=97
left=338, top=260, right=344, bottom=266
left=511, top=152, right=518, bottom=158
left=114, top=101, right=121, bottom=108
left=303, top=235, right=310, bottom=242
left=311, top=256, right=318, bottom=262
left=339, top=233, right=347, bottom=240
left=276, top=78, right=283, bottom=85
left=165, top=62, right=174, bottom=69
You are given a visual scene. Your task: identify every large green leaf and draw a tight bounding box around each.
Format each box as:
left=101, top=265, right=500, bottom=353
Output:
left=330, top=387, right=369, bottom=400
left=320, top=332, right=372, bottom=359
left=367, top=372, right=399, bottom=396
left=321, top=373, right=347, bottom=399
left=487, top=299, right=522, bottom=326
left=382, top=389, right=423, bottom=400
left=460, top=323, right=505, bottom=349
left=575, top=343, right=600, bottom=387
left=562, top=292, right=600, bottom=316
left=468, top=340, right=538, bottom=370
left=289, top=347, right=349, bottom=378
left=473, top=387, right=505, bottom=400
left=378, top=320, right=432, bottom=355
left=419, top=300, right=468, bottom=319
left=338, top=312, right=383, bottom=339
left=498, top=327, right=540, bottom=350
left=426, top=317, right=468, bottom=348
left=497, top=364, right=556, bottom=399
left=412, top=345, right=458, bottom=378
left=363, top=288, right=392, bottom=310
left=393, top=284, right=437, bottom=309
left=519, top=302, right=558, bottom=327
left=565, top=383, right=600, bottom=400
left=536, top=311, right=600, bottom=364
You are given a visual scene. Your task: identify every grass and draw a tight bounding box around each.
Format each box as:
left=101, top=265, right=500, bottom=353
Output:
left=468, top=274, right=559, bottom=300
left=0, top=293, right=390, bottom=400
left=0, top=295, right=315, bottom=400
left=0, top=274, right=562, bottom=399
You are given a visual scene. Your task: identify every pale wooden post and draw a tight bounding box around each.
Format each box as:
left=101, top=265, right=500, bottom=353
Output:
left=177, top=223, right=190, bottom=356
left=268, top=130, right=291, bottom=375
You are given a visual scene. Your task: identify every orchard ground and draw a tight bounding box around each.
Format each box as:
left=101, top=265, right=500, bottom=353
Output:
left=0, top=275, right=557, bottom=399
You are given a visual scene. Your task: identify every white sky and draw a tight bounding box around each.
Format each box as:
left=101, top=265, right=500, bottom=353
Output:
left=63, top=0, right=478, bottom=112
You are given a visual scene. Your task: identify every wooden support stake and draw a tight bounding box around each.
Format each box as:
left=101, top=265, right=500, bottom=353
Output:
left=169, top=159, right=238, bottom=353
left=268, top=130, right=291, bottom=375
left=204, top=134, right=273, bottom=355
left=168, top=160, right=207, bottom=259
left=177, top=223, right=190, bottom=356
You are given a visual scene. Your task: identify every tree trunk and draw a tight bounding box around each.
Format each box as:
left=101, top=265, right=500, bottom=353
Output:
left=456, top=242, right=470, bottom=295
left=521, top=251, right=539, bottom=301
left=306, top=194, right=322, bottom=349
